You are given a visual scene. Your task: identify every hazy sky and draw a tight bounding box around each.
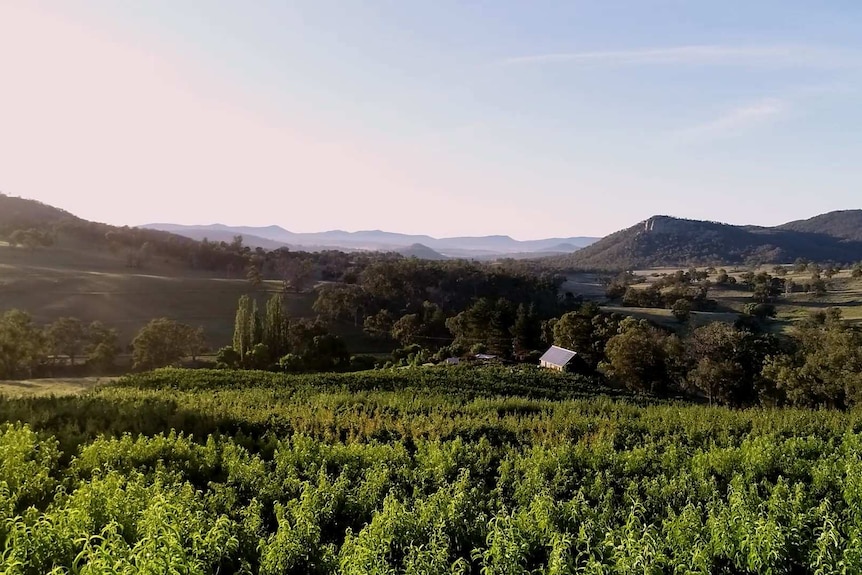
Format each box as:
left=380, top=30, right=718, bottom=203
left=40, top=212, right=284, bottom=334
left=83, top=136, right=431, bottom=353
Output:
left=1, top=1, right=861, bottom=239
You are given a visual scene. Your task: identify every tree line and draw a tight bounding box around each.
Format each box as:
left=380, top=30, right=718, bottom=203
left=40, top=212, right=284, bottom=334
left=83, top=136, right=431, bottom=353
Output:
left=0, top=311, right=209, bottom=379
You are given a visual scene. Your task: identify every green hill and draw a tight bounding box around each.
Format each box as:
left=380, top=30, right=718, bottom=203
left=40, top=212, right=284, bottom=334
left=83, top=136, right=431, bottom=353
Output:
left=554, top=214, right=862, bottom=270
left=777, top=209, right=862, bottom=242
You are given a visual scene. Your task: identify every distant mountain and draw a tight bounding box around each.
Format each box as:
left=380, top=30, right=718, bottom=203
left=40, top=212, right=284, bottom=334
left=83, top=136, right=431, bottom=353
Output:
left=554, top=213, right=862, bottom=270
left=395, top=243, right=448, bottom=260
left=142, top=223, right=599, bottom=258
left=144, top=224, right=294, bottom=251
left=777, top=210, right=862, bottom=242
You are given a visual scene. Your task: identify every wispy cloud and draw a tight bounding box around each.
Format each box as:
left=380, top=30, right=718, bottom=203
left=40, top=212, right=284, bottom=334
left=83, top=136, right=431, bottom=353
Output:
left=502, top=45, right=860, bottom=68
left=672, top=98, right=788, bottom=142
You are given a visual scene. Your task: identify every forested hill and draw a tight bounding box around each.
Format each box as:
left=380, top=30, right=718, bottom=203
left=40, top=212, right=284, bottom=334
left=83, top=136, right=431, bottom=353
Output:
left=0, top=193, right=253, bottom=272
left=0, top=193, right=194, bottom=250
left=777, top=209, right=862, bottom=242
left=553, top=213, right=862, bottom=270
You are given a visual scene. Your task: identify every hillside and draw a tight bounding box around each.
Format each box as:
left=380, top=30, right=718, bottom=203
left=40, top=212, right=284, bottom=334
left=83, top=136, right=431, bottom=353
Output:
left=777, top=210, right=862, bottom=242
left=0, top=193, right=201, bottom=255
left=142, top=224, right=297, bottom=251
left=556, top=214, right=862, bottom=270
left=0, top=195, right=290, bottom=347
left=0, top=194, right=80, bottom=232
left=394, top=243, right=448, bottom=260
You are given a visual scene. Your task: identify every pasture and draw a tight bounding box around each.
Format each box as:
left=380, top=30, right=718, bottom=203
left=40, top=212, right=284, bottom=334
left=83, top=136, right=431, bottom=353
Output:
left=0, top=245, right=316, bottom=347
left=0, top=377, right=114, bottom=397
left=566, top=265, right=862, bottom=331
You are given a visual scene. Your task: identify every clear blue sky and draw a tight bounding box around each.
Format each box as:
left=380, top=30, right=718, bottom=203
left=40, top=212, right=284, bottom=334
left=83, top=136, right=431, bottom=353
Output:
left=1, top=1, right=860, bottom=238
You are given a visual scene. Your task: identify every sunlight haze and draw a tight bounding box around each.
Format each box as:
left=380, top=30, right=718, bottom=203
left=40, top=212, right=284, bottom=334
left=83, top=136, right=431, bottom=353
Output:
left=1, top=1, right=860, bottom=238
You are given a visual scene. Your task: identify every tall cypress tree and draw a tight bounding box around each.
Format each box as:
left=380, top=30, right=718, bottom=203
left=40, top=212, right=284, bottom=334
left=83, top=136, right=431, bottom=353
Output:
left=232, top=295, right=253, bottom=363
left=250, top=299, right=263, bottom=349
left=263, top=293, right=289, bottom=359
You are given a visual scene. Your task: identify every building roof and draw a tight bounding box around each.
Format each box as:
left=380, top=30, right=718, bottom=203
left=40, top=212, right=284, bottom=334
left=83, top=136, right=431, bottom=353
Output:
left=539, top=345, right=577, bottom=367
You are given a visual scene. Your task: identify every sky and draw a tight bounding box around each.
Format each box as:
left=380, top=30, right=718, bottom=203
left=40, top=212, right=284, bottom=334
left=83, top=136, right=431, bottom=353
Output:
left=1, top=1, right=861, bottom=239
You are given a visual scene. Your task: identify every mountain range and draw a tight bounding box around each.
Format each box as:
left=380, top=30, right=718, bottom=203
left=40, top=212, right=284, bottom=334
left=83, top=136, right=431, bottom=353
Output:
left=555, top=210, right=862, bottom=270
left=142, top=223, right=599, bottom=259
left=5, top=194, right=862, bottom=268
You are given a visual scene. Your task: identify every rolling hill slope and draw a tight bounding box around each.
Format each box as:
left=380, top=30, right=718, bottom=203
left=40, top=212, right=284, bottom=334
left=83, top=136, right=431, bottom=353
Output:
left=777, top=210, right=862, bottom=242
left=555, top=213, right=862, bottom=270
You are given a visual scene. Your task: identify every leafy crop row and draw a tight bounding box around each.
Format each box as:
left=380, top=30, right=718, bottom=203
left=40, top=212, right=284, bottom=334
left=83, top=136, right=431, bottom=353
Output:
left=2, top=368, right=862, bottom=573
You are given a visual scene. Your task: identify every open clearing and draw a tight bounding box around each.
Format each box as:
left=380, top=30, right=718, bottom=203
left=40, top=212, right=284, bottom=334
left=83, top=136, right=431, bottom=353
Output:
left=0, top=377, right=115, bottom=397
left=0, top=245, right=393, bottom=353
left=0, top=245, right=317, bottom=348
left=567, top=265, right=862, bottom=331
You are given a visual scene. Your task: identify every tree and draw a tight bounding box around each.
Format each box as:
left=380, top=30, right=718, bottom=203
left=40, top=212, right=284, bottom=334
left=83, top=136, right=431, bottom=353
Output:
left=391, top=314, right=422, bottom=346
left=313, top=284, right=368, bottom=326
left=0, top=310, right=46, bottom=379
left=232, top=295, right=256, bottom=364
left=304, top=334, right=350, bottom=371
left=600, top=318, right=677, bottom=394
left=215, top=346, right=241, bottom=369
left=131, top=318, right=204, bottom=370
left=364, top=310, right=395, bottom=339
left=671, top=299, right=692, bottom=323
left=744, top=302, right=776, bottom=321
left=286, top=319, right=329, bottom=358
left=762, top=310, right=862, bottom=407
left=46, top=317, right=87, bottom=366
left=263, top=294, right=290, bottom=359
left=246, top=343, right=271, bottom=370
left=280, top=257, right=314, bottom=293
left=808, top=278, right=828, bottom=296
left=183, top=325, right=207, bottom=361
left=86, top=321, right=119, bottom=371
left=688, top=357, right=745, bottom=406
left=486, top=299, right=515, bottom=357
left=552, top=307, right=618, bottom=370
left=685, top=323, right=776, bottom=406
left=246, top=259, right=264, bottom=288
left=511, top=303, right=542, bottom=358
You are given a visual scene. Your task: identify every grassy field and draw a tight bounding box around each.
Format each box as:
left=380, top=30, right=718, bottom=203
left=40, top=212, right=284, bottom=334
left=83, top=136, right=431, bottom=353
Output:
left=0, top=245, right=316, bottom=349
left=0, top=376, right=114, bottom=396
left=596, top=266, right=862, bottom=332
left=559, top=272, right=608, bottom=298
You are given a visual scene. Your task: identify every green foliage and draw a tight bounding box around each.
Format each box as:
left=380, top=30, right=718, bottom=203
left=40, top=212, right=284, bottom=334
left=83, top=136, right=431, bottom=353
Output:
left=233, top=295, right=256, bottom=364
left=601, top=318, right=682, bottom=394
left=763, top=310, right=862, bottom=408
left=671, top=298, right=692, bottom=323
left=685, top=323, right=778, bottom=406
left=744, top=302, right=777, bottom=320
left=216, top=346, right=241, bottom=369
left=552, top=306, right=620, bottom=370
left=2, top=368, right=862, bottom=572
left=263, top=294, right=290, bottom=359
left=131, top=318, right=205, bottom=370
left=0, top=309, right=46, bottom=379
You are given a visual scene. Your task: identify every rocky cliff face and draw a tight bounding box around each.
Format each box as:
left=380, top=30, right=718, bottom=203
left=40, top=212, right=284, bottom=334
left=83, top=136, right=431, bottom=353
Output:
left=643, top=216, right=693, bottom=234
